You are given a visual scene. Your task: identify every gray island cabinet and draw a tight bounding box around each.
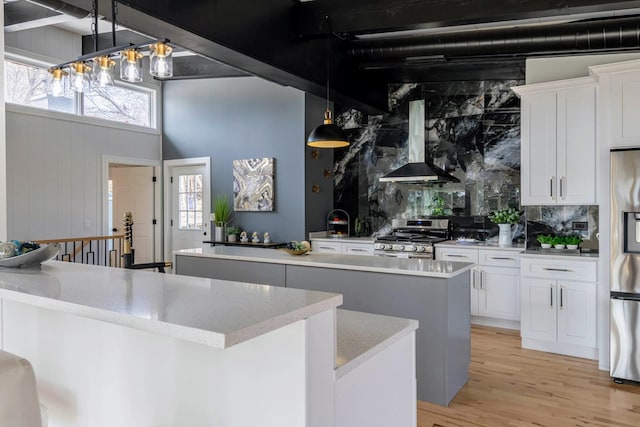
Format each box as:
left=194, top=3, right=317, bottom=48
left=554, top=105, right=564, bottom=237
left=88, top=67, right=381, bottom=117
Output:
left=175, top=246, right=473, bottom=406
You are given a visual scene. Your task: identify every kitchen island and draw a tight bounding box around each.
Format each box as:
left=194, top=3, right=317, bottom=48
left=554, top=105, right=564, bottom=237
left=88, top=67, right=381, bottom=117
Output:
left=0, top=261, right=348, bottom=427
left=174, top=246, right=474, bottom=405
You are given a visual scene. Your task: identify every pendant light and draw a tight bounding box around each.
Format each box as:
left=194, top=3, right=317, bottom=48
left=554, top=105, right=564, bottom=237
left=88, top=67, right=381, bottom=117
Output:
left=120, top=48, right=143, bottom=82
left=149, top=42, right=173, bottom=78
left=93, top=55, right=116, bottom=88
left=307, top=17, right=349, bottom=149
left=47, top=68, right=68, bottom=97
left=69, top=62, right=91, bottom=93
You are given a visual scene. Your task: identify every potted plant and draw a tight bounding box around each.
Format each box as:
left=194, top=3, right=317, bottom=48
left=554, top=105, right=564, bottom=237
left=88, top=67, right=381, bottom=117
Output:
left=551, top=235, right=566, bottom=249
left=565, top=235, right=583, bottom=250
left=226, top=226, right=242, bottom=242
left=536, top=234, right=554, bottom=249
left=213, top=194, right=233, bottom=241
left=488, top=208, right=520, bottom=246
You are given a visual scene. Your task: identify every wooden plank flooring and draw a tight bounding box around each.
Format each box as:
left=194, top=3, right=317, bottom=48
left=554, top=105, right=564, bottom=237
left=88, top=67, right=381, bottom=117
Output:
left=418, top=325, right=640, bottom=427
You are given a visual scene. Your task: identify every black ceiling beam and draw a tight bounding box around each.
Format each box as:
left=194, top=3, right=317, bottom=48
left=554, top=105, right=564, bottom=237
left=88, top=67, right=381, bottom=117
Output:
left=297, top=0, right=640, bottom=37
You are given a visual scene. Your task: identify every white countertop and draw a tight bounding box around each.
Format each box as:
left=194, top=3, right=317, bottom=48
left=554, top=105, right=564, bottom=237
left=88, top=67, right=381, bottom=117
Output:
left=0, top=261, right=342, bottom=349
left=175, top=246, right=474, bottom=278
left=311, top=237, right=375, bottom=243
left=335, top=309, right=418, bottom=379
left=435, top=240, right=525, bottom=251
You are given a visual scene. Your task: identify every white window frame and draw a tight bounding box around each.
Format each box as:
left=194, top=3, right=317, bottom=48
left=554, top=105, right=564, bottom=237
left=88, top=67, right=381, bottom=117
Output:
left=4, top=50, right=160, bottom=130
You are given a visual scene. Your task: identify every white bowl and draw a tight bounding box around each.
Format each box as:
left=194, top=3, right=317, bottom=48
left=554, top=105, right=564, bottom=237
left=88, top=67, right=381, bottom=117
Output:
left=554, top=244, right=566, bottom=249
left=567, top=244, right=579, bottom=250
left=540, top=243, right=552, bottom=249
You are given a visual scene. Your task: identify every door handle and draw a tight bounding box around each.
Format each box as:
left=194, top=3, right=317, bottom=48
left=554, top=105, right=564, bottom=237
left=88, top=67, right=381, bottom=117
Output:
left=560, top=287, right=564, bottom=309
left=559, top=177, right=564, bottom=198
left=472, top=270, right=477, bottom=289
left=550, top=177, right=554, bottom=198
left=350, top=248, right=367, bottom=252
left=319, top=246, right=337, bottom=251
left=550, top=285, right=554, bottom=307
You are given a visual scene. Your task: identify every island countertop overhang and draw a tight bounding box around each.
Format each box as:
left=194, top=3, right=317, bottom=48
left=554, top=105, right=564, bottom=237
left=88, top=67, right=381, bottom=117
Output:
left=175, top=246, right=474, bottom=278
left=0, top=261, right=342, bottom=349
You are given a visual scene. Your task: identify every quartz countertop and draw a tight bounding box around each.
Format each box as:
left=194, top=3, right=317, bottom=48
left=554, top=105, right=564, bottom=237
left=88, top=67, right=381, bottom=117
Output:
left=435, top=240, right=525, bottom=251
left=175, top=246, right=474, bottom=278
left=335, top=309, right=418, bottom=379
left=310, top=237, right=375, bottom=243
left=0, top=261, right=342, bottom=349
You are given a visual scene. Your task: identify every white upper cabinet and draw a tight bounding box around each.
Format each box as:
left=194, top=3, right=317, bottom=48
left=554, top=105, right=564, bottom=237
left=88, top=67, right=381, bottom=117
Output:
left=513, top=78, right=597, bottom=205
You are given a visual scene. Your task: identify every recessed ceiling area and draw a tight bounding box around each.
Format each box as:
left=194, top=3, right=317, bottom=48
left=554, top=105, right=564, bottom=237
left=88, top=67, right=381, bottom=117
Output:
left=6, top=0, right=640, bottom=111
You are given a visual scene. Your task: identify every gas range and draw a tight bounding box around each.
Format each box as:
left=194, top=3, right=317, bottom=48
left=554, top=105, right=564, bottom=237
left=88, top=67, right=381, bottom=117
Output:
left=374, top=219, right=450, bottom=259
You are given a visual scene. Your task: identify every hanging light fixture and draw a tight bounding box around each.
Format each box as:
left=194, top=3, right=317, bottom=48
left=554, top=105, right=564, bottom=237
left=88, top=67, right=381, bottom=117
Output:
left=47, top=0, right=174, bottom=97
left=149, top=41, right=173, bottom=78
left=47, top=68, right=68, bottom=97
left=307, top=17, right=349, bottom=149
left=120, top=48, right=143, bottom=82
left=69, top=62, right=92, bottom=93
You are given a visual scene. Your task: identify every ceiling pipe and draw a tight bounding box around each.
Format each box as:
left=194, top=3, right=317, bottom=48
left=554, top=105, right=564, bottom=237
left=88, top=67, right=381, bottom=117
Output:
left=23, top=0, right=91, bottom=20
left=348, top=16, right=640, bottom=60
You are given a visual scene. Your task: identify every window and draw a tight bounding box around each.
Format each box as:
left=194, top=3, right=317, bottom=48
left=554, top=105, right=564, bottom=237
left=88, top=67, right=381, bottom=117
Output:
left=177, top=173, right=203, bottom=230
left=4, top=56, right=156, bottom=128
left=4, top=59, right=75, bottom=113
left=84, top=84, right=153, bottom=128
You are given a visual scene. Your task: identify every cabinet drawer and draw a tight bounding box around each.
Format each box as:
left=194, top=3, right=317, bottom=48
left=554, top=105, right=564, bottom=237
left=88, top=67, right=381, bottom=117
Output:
left=343, top=243, right=374, bottom=256
left=521, top=257, right=597, bottom=281
left=312, top=241, right=342, bottom=254
left=435, top=248, right=478, bottom=263
left=479, top=250, right=520, bottom=268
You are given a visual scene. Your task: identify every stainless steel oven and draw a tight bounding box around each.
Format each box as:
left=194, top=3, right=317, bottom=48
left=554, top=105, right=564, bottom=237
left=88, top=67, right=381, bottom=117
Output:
left=374, top=218, right=450, bottom=260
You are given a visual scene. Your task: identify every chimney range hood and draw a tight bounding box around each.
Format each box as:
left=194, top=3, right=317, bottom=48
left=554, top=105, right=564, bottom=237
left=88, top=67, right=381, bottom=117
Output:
left=379, top=99, right=459, bottom=184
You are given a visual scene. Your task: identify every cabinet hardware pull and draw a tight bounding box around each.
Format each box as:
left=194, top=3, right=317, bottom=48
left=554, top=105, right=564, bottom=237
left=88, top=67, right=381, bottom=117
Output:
left=448, top=254, right=466, bottom=258
left=491, top=257, right=514, bottom=260
left=472, top=270, right=477, bottom=289
left=319, top=246, right=336, bottom=250
left=560, top=287, right=564, bottom=309
left=350, top=248, right=367, bottom=252
left=543, top=268, right=571, bottom=272
left=550, top=177, right=553, bottom=198
left=481, top=270, right=485, bottom=290
left=550, top=286, right=554, bottom=307
left=560, top=177, right=564, bottom=198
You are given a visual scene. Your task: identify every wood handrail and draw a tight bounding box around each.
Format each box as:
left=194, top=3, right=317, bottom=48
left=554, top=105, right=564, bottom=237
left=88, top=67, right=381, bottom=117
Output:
left=34, top=235, right=125, bottom=244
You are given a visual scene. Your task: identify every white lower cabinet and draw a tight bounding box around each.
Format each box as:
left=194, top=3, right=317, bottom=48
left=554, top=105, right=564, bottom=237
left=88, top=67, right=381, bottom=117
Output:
left=520, top=256, right=597, bottom=359
left=311, top=239, right=374, bottom=256
left=436, top=245, right=520, bottom=329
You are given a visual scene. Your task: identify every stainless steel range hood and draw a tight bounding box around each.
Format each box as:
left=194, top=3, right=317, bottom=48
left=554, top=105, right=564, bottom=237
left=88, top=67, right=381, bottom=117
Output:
left=379, top=99, right=460, bottom=184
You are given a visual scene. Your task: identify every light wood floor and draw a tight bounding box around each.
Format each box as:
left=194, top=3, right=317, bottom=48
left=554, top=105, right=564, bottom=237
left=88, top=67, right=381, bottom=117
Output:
left=417, top=325, right=640, bottom=427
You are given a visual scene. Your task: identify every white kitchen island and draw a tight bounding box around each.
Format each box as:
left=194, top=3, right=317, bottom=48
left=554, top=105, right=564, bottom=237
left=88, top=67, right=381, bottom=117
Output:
left=0, top=261, right=349, bottom=427
left=174, top=246, right=474, bottom=405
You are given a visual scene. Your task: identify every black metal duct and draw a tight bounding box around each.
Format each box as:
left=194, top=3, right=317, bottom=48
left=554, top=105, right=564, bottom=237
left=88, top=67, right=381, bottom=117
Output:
left=24, top=0, right=91, bottom=19
left=348, top=16, right=640, bottom=59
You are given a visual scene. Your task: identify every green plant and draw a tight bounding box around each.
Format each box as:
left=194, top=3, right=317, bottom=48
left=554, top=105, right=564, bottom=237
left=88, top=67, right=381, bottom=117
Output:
left=536, top=234, right=554, bottom=244
left=565, top=235, right=583, bottom=245
left=226, top=226, right=242, bottom=235
left=488, top=208, right=520, bottom=224
left=551, top=235, right=567, bottom=245
left=213, top=194, right=233, bottom=226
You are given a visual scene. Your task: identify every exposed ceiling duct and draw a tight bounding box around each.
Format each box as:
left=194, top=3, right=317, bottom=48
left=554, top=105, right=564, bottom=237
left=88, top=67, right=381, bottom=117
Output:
left=348, top=16, right=640, bottom=61
left=23, top=0, right=90, bottom=19
left=4, top=0, right=91, bottom=32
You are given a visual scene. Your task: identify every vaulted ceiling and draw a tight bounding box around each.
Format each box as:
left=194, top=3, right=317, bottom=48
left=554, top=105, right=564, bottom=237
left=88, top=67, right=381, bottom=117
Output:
left=6, top=0, right=640, bottom=112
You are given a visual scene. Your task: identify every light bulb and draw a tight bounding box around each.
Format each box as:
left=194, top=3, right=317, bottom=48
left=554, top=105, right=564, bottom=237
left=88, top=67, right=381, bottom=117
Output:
left=93, top=56, right=115, bottom=88
left=69, top=62, right=90, bottom=93
left=50, top=79, right=64, bottom=97
left=47, top=68, right=67, bottom=97
left=120, top=49, right=143, bottom=83
left=153, top=57, right=168, bottom=76
left=149, top=42, right=173, bottom=78
left=72, top=73, right=85, bottom=92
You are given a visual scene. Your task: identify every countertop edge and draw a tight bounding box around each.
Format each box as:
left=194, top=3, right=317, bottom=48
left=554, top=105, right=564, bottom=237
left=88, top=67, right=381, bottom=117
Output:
left=334, top=309, right=419, bottom=380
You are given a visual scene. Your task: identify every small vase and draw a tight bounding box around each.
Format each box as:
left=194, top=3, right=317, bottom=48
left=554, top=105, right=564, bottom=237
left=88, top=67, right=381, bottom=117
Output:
left=214, top=224, right=226, bottom=242
left=227, top=234, right=237, bottom=243
left=498, top=224, right=512, bottom=246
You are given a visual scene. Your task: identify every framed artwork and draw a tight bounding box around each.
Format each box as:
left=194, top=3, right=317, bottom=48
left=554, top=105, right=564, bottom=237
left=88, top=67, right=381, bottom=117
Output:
left=233, top=157, right=275, bottom=211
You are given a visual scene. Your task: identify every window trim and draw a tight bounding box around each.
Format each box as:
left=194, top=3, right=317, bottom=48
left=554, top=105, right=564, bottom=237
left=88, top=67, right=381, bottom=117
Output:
left=4, top=50, right=160, bottom=130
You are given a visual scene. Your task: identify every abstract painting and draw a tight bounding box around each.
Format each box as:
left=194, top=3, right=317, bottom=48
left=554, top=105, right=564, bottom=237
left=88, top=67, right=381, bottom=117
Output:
left=233, top=158, right=275, bottom=211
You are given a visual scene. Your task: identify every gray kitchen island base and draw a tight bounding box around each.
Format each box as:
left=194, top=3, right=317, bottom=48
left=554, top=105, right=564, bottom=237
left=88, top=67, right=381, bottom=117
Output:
left=175, top=249, right=471, bottom=405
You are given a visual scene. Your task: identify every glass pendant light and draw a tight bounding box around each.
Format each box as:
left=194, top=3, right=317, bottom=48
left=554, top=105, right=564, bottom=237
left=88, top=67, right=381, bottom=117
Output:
left=120, top=48, right=143, bottom=82
left=47, top=68, right=68, bottom=97
left=306, top=20, right=349, bottom=149
left=93, top=55, right=116, bottom=88
left=149, top=42, right=173, bottom=78
left=69, top=62, right=91, bottom=93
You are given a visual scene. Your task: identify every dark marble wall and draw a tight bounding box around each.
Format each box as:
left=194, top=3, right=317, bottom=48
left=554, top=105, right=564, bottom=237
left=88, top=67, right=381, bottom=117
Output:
left=334, top=81, right=523, bottom=235
left=526, top=205, right=599, bottom=249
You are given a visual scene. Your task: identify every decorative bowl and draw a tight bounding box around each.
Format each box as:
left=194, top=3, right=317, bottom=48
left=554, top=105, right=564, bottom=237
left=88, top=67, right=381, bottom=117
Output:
left=278, top=248, right=310, bottom=256
left=0, top=244, right=60, bottom=268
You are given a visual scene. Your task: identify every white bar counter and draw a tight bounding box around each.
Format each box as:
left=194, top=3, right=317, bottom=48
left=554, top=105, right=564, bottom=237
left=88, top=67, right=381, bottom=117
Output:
left=0, top=261, right=343, bottom=427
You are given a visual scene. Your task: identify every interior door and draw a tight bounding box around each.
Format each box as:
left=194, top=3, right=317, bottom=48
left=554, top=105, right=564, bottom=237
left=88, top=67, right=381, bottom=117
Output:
left=111, top=166, right=155, bottom=263
left=169, top=164, right=210, bottom=252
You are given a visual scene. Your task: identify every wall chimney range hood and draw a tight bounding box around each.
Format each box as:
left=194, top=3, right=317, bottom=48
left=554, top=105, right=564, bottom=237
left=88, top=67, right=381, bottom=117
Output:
left=379, top=99, right=459, bottom=184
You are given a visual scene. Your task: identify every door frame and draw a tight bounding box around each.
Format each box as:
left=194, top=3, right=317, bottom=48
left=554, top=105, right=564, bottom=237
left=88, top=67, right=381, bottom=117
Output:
left=102, top=155, right=162, bottom=261
left=163, top=157, right=211, bottom=263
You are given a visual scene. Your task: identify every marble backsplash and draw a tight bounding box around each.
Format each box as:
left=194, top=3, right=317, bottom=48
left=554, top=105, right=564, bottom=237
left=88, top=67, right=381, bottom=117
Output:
left=525, top=205, right=599, bottom=249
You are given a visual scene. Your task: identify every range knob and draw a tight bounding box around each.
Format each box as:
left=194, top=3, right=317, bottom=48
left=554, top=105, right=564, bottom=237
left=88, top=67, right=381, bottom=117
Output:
left=392, top=244, right=404, bottom=251
left=405, top=245, right=417, bottom=252
left=416, top=246, right=426, bottom=252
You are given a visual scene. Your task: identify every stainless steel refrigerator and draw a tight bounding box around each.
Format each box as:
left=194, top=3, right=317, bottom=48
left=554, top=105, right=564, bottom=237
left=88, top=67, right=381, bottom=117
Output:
left=611, top=148, right=640, bottom=383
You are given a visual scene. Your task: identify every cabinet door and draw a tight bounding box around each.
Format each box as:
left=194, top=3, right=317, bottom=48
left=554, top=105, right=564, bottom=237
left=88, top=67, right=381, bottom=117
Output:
left=520, top=277, right=556, bottom=341
left=478, top=266, right=520, bottom=321
left=520, top=91, right=558, bottom=205
left=343, top=242, right=374, bottom=256
left=557, top=281, right=596, bottom=347
left=611, top=71, right=640, bottom=148
left=312, top=240, right=342, bottom=254
left=556, top=85, right=597, bottom=204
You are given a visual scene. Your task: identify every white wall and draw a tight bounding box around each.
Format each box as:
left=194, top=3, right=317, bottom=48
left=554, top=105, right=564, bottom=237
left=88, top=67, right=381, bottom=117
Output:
left=6, top=106, right=161, bottom=240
